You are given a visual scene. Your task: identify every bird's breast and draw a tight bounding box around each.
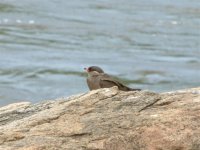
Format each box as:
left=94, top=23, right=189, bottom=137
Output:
left=87, top=76, right=101, bottom=90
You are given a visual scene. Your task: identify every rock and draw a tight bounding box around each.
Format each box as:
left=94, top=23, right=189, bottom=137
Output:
left=0, top=86, right=200, bottom=150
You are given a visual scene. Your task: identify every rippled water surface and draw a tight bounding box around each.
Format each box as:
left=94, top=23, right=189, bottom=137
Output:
left=0, top=0, right=200, bottom=106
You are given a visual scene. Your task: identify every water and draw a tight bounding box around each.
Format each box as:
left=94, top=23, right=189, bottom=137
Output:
left=0, top=0, right=200, bottom=106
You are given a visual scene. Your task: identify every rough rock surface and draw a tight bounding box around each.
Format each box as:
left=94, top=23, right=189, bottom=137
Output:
left=0, top=86, right=200, bottom=150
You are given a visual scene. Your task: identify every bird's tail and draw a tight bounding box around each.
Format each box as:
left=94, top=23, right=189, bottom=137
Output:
left=128, top=88, right=141, bottom=91
left=120, top=85, right=141, bottom=91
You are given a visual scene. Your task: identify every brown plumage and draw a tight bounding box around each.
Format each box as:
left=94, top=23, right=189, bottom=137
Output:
left=84, top=66, right=141, bottom=91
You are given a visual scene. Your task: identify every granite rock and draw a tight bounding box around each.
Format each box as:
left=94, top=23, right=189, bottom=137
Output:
left=0, top=86, right=200, bottom=150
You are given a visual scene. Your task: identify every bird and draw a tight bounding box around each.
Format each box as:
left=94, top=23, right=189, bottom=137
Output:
left=84, top=66, right=141, bottom=91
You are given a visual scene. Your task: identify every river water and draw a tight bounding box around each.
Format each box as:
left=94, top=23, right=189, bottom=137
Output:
left=0, top=0, right=199, bottom=106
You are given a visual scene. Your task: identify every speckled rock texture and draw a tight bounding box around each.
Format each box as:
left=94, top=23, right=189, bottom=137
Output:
left=0, top=86, right=200, bottom=150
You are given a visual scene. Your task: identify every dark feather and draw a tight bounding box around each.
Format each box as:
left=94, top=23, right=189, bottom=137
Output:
left=99, top=73, right=141, bottom=91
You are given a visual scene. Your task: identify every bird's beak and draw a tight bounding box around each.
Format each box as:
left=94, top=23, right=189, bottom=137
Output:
left=84, top=68, right=88, bottom=72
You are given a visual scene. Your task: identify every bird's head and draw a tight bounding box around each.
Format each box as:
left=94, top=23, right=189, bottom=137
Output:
left=84, top=66, right=104, bottom=73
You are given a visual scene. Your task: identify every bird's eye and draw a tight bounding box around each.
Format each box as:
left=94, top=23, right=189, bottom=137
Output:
left=88, top=67, right=92, bottom=71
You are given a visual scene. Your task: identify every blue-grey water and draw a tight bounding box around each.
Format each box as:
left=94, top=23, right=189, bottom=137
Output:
left=0, top=0, right=200, bottom=106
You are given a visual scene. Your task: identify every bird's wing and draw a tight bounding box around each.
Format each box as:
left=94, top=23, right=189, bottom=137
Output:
left=99, top=73, right=141, bottom=91
left=99, top=73, right=123, bottom=88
